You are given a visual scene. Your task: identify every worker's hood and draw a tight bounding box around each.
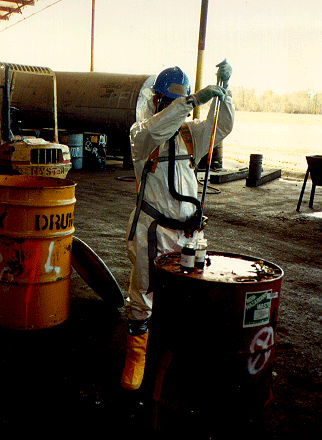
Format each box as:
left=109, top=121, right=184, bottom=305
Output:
left=135, top=75, right=156, bottom=122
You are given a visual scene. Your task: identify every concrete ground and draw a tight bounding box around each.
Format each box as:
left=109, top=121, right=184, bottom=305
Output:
left=0, top=158, right=321, bottom=439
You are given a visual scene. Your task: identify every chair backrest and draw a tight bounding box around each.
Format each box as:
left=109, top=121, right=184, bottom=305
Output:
left=307, top=155, right=322, bottom=185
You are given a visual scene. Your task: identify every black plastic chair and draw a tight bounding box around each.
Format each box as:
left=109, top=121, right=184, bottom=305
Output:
left=297, top=155, right=322, bottom=211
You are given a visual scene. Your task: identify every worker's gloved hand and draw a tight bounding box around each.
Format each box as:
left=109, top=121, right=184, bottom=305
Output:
left=189, top=85, right=226, bottom=107
left=216, top=60, right=232, bottom=89
left=183, top=212, right=208, bottom=237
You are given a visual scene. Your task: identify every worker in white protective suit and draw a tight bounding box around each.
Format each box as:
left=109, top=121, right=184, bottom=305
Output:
left=121, top=61, right=234, bottom=391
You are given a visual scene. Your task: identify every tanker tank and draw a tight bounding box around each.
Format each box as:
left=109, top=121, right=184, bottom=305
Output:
left=0, top=67, right=155, bottom=167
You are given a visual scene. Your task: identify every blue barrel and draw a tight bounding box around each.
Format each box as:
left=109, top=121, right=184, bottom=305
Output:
left=67, top=133, right=83, bottom=170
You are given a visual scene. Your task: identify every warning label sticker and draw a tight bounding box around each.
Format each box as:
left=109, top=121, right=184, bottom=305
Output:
left=243, top=290, right=278, bottom=328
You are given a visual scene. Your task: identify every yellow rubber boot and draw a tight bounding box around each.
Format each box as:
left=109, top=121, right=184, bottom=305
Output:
left=121, top=332, right=149, bottom=390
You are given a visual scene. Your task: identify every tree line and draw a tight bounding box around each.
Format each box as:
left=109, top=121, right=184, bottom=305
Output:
left=230, top=87, right=322, bottom=114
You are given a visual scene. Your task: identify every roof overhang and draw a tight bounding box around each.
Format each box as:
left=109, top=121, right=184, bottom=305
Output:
left=0, top=1, right=36, bottom=21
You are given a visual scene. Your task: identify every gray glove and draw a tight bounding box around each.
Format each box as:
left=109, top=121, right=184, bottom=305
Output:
left=188, top=85, right=226, bottom=107
left=216, top=60, right=232, bottom=89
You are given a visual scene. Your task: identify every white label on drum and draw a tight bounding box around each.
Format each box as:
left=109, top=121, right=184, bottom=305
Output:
left=243, top=289, right=274, bottom=328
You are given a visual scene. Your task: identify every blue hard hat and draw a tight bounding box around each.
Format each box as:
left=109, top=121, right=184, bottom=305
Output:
left=153, top=66, right=191, bottom=99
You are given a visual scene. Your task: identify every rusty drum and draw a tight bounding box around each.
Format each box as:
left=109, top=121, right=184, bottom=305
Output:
left=150, top=251, right=283, bottom=435
left=0, top=175, right=76, bottom=330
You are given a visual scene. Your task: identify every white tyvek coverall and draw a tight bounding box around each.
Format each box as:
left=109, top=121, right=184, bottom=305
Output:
left=126, top=92, right=234, bottom=321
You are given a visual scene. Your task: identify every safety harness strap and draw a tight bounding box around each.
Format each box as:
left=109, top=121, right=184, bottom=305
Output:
left=128, top=153, right=195, bottom=240
left=144, top=200, right=198, bottom=293
left=128, top=123, right=203, bottom=293
left=128, top=159, right=153, bottom=241
left=168, top=133, right=201, bottom=211
left=148, top=123, right=194, bottom=172
left=141, top=200, right=194, bottom=230
left=180, top=122, right=194, bottom=155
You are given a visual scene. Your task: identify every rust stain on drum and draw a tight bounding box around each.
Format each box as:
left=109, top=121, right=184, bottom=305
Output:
left=151, top=251, right=284, bottom=423
left=0, top=175, right=76, bottom=330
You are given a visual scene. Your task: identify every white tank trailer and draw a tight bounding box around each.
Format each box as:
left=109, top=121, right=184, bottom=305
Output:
left=0, top=65, right=155, bottom=168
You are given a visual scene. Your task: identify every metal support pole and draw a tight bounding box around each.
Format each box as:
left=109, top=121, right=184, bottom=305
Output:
left=52, top=75, right=59, bottom=143
left=193, top=0, right=208, bottom=120
left=2, top=66, right=12, bottom=141
left=90, top=0, right=95, bottom=72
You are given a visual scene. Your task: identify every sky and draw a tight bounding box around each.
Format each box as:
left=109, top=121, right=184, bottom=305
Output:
left=0, top=0, right=322, bottom=94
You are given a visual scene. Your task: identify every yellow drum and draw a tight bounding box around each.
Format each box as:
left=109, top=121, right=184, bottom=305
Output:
left=0, top=175, right=76, bottom=329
